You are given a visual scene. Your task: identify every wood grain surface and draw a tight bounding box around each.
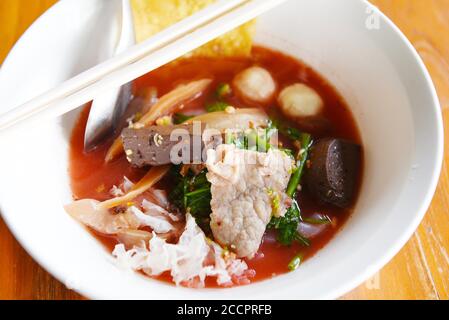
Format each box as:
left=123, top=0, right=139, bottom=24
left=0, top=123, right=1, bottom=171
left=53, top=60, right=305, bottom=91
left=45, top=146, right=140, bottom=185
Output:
left=0, top=0, right=448, bottom=300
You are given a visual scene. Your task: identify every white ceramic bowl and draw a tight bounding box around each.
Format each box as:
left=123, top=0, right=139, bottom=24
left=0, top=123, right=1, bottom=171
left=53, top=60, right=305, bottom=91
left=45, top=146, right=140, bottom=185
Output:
left=0, top=0, right=443, bottom=299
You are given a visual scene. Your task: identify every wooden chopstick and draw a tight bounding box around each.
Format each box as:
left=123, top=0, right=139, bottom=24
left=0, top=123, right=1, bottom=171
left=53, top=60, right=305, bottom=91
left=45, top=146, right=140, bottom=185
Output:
left=0, top=0, right=286, bottom=131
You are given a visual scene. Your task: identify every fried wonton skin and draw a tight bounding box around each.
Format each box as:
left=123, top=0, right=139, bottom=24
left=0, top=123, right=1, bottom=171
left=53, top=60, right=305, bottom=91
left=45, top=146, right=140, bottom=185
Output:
left=131, top=0, right=256, bottom=57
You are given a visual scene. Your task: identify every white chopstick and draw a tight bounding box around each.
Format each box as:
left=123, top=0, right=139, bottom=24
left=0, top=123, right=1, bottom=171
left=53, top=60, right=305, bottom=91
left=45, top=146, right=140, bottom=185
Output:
left=0, top=0, right=248, bottom=130
left=0, top=0, right=286, bottom=131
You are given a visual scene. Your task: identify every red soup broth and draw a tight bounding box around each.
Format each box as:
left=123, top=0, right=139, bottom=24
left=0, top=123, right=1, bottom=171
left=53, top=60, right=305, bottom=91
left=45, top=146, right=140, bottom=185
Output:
left=69, top=46, right=362, bottom=286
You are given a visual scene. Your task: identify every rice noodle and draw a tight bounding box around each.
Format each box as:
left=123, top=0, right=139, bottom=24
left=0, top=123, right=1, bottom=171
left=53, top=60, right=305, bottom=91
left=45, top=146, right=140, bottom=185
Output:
left=112, top=214, right=251, bottom=287
left=129, top=206, right=174, bottom=234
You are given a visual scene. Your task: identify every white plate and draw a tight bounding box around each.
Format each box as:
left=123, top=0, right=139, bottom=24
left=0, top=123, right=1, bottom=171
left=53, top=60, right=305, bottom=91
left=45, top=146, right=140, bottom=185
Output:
left=0, top=0, right=443, bottom=299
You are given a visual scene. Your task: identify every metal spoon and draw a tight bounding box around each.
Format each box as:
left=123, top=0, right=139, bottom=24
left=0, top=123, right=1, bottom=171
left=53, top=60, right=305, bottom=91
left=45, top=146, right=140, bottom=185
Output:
left=84, top=0, right=135, bottom=152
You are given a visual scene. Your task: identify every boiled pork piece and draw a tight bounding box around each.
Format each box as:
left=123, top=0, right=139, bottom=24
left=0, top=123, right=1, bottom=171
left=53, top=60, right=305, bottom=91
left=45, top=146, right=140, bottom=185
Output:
left=122, top=124, right=222, bottom=167
left=206, top=144, right=294, bottom=259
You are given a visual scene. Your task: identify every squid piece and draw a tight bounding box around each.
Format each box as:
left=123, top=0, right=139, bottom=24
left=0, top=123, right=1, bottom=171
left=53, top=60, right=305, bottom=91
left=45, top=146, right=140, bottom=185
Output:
left=64, top=199, right=140, bottom=234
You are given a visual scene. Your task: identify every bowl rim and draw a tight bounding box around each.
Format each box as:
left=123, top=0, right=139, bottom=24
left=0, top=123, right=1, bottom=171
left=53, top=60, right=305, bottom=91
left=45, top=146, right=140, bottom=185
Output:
left=0, top=0, right=444, bottom=300
left=324, top=0, right=444, bottom=299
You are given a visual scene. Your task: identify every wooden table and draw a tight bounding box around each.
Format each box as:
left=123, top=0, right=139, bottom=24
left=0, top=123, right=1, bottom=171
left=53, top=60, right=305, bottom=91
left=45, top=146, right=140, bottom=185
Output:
left=0, top=0, right=448, bottom=300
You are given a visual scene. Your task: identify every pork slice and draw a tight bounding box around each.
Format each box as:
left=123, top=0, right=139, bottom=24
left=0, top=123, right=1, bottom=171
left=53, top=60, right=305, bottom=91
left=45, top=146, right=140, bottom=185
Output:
left=206, top=144, right=293, bottom=258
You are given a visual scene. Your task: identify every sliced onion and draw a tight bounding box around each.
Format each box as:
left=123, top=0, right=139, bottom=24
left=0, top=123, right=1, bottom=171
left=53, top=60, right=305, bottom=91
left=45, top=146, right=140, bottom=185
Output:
left=297, top=222, right=328, bottom=239
left=185, top=108, right=269, bottom=131
left=105, top=79, right=212, bottom=162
